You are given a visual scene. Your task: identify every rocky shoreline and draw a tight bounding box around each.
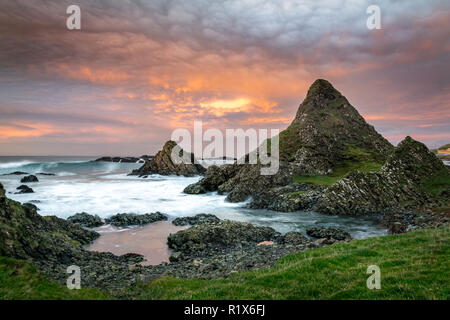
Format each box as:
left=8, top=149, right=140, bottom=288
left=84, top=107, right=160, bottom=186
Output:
left=1, top=180, right=448, bottom=297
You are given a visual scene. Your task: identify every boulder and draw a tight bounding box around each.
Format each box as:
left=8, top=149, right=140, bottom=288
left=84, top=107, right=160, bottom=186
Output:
left=15, top=185, right=34, bottom=194
left=20, top=175, right=39, bottom=183
left=105, top=212, right=167, bottom=227
left=167, top=220, right=281, bottom=254
left=306, top=226, right=352, bottom=241
left=172, top=214, right=220, bottom=226
left=67, top=212, right=104, bottom=228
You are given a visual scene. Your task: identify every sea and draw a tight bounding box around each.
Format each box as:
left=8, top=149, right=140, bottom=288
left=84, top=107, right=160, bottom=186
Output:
left=0, top=156, right=389, bottom=240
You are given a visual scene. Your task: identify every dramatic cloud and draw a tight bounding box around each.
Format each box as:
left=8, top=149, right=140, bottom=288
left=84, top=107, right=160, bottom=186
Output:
left=0, top=0, right=449, bottom=155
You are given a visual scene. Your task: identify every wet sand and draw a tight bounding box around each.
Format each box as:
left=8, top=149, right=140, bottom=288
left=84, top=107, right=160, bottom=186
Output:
left=87, top=221, right=186, bottom=265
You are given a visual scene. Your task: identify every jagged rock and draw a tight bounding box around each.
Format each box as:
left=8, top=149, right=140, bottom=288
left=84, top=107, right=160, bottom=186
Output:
left=167, top=220, right=281, bottom=254
left=130, top=141, right=206, bottom=177
left=67, top=212, right=104, bottom=228
left=105, top=212, right=167, bottom=227
left=15, top=185, right=34, bottom=194
left=182, top=79, right=394, bottom=207
left=20, top=175, right=38, bottom=183
left=184, top=164, right=241, bottom=194
left=172, top=214, right=220, bottom=226
left=316, top=136, right=450, bottom=215
left=306, top=226, right=352, bottom=241
left=248, top=183, right=323, bottom=211
left=280, top=79, right=392, bottom=175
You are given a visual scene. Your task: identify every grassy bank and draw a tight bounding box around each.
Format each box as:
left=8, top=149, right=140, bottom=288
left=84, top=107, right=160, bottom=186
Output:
left=135, top=227, right=450, bottom=299
left=0, top=256, right=109, bottom=300
left=0, top=227, right=448, bottom=300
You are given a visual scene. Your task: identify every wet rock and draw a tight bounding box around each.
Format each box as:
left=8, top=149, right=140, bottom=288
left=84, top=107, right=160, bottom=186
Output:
left=183, top=183, right=206, bottom=194
left=172, top=214, right=220, bottom=226
left=184, top=164, right=241, bottom=194
left=67, top=212, right=104, bottom=228
left=105, top=212, right=167, bottom=227
left=15, top=185, right=34, bottom=194
left=167, top=220, right=281, bottom=254
left=306, top=226, right=352, bottom=241
left=20, top=175, right=39, bottom=183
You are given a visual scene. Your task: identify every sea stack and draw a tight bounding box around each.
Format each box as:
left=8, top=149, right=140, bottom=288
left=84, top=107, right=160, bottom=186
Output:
left=130, top=140, right=206, bottom=177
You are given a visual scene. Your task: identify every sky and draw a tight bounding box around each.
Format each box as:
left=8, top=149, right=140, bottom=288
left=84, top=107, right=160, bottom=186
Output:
left=0, top=0, right=449, bottom=156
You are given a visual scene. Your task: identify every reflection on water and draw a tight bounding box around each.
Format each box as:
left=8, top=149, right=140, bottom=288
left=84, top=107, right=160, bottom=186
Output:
left=87, top=221, right=186, bottom=265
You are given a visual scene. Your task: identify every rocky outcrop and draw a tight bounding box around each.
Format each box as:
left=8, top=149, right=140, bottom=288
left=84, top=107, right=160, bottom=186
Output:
left=67, top=212, right=104, bottom=228
left=316, top=137, right=450, bottom=215
left=130, top=141, right=206, bottom=177
left=279, top=79, right=393, bottom=175
left=20, top=175, right=38, bottom=183
left=306, top=226, right=352, bottom=241
left=184, top=79, right=394, bottom=207
left=172, top=214, right=220, bottom=226
left=15, top=185, right=34, bottom=194
left=184, top=164, right=242, bottom=194
left=105, top=212, right=167, bottom=227
left=167, top=220, right=281, bottom=254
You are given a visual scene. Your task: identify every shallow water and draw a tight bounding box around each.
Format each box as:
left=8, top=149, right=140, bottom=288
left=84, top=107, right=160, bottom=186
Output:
left=0, top=156, right=387, bottom=245
left=88, top=221, right=186, bottom=265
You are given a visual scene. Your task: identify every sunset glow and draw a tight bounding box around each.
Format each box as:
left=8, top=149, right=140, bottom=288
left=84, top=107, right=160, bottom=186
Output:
left=0, top=0, right=449, bottom=155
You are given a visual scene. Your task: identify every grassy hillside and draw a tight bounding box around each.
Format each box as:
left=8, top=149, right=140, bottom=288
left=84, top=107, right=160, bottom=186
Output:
left=134, top=227, right=450, bottom=300
left=0, top=256, right=109, bottom=300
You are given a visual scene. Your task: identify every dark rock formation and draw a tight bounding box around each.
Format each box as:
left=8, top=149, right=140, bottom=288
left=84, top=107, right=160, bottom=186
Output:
left=316, top=136, right=450, bottom=215
left=105, top=212, right=167, bottom=227
left=281, top=231, right=309, bottom=246
left=184, top=79, right=394, bottom=207
left=306, top=226, right=352, bottom=241
left=20, top=175, right=39, bottom=183
left=23, top=202, right=39, bottom=211
left=67, top=212, right=104, bottom=228
left=172, top=214, right=220, bottom=226
left=167, top=220, right=281, bottom=254
left=3, top=171, right=28, bottom=175
left=130, top=141, right=206, bottom=177
left=279, top=79, right=393, bottom=175
left=15, top=185, right=34, bottom=194
left=95, top=156, right=151, bottom=163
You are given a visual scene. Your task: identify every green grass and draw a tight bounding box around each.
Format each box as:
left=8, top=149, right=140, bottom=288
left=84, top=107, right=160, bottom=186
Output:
left=0, top=256, right=110, bottom=300
left=132, top=227, right=450, bottom=300
left=293, top=146, right=383, bottom=186
left=1, top=228, right=449, bottom=300
left=422, top=169, right=450, bottom=196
